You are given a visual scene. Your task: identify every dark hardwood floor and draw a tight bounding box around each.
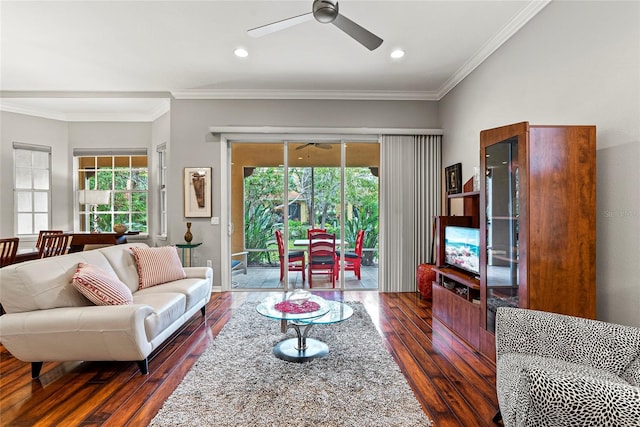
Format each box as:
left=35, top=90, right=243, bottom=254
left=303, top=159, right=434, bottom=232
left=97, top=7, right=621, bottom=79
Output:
left=0, top=291, right=499, bottom=426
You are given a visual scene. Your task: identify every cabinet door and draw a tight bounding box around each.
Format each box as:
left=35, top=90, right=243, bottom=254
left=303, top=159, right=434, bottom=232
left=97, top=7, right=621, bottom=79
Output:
left=484, top=136, right=520, bottom=332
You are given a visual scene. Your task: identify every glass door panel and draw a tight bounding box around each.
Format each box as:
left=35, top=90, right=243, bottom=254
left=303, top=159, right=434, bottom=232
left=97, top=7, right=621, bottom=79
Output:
left=289, top=142, right=341, bottom=289
left=344, top=142, right=380, bottom=288
left=230, top=139, right=380, bottom=291
left=231, top=143, right=286, bottom=289
left=485, top=137, right=519, bottom=332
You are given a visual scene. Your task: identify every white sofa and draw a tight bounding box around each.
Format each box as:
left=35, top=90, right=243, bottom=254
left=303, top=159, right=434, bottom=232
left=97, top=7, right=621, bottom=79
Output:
left=0, top=243, right=212, bottom=378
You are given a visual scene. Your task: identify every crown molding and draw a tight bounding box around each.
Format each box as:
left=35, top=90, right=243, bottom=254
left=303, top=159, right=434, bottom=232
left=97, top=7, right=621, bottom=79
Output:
left=0, top=101, right=67, bottom=121
left=0, top=98, right=170, bottom=122
left=437, top=0, right=551, bottom=99
left=171, top=89, right=440, bottom=101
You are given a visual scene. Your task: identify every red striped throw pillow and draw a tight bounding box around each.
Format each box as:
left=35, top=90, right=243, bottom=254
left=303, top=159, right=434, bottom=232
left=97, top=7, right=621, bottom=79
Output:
left=130, top=246, right=186, bottom=289
left=72, top=263, right=133, bottom=306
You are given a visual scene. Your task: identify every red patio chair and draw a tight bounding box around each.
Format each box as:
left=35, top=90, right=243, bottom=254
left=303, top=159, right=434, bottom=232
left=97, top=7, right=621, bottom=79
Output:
left=275, top=230, right=305, bottom=282
left=307, top=228, right=326, bottom=239
left=308, top=232, right=337, bottom=288
left=339, top=229, right=365, bottom=280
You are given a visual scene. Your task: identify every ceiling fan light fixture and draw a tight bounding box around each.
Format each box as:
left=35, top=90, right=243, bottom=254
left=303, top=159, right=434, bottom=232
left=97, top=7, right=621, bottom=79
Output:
left=234, top=48, right=249, bottom=58
left=391, top=49, right=405, bottom=59
left=313, top=0, right=339, bottom=23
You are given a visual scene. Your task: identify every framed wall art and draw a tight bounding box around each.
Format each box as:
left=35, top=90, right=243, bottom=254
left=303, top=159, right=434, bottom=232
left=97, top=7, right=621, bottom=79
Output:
left=184, top=167, right=212, bottom=217
left=445, top=163, right=462, bottom=195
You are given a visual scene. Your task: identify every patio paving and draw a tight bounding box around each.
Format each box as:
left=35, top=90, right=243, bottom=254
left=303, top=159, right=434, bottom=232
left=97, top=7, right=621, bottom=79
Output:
left=231, top=264, right=379, bottom=290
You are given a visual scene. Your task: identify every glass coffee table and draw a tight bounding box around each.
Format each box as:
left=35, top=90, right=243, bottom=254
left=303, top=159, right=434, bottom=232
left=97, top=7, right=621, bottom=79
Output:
left=256, top=293, right=353, bottom=362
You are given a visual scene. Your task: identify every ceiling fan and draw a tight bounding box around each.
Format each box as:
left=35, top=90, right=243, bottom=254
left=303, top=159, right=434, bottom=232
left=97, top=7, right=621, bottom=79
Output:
left=296, top=142, right=333, bottom=150
left=248, top=0, right=383, bottom=51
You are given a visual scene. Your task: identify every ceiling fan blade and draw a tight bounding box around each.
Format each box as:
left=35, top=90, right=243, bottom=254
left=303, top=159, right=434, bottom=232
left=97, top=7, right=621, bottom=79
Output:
left=295, top=143, right=313, bottom=151
left=315, top=143, right=332, bottom=149
left=332, top=14, right=383, bottom=51
left=248, top=12, right=314, bottom=38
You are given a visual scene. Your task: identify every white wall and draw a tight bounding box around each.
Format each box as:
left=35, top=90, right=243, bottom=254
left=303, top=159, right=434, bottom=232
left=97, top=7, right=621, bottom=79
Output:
left=0, top=111, right=69, bottom=243
left=440, top=1, right=640, bottom=326
left=169, top=99, right=439, bottom=286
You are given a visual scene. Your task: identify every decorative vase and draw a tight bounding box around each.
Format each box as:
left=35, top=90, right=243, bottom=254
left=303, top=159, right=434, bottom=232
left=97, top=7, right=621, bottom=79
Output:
left=113, top=223, right=128, bottom=235
left=184, top=222, right=193, bottom=243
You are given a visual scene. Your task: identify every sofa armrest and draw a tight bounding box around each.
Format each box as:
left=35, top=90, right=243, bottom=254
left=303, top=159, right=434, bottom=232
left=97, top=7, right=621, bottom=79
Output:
left=515, top=366, right=640, bottom=426
left=495, top=307, right=640, bottom=374
left=0, top=304, right=155, bottom=362
left=184, top=266, right=213, bottom=281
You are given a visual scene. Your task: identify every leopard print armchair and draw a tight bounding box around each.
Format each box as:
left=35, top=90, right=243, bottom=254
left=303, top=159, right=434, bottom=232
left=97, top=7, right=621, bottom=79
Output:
left=494, top=307, right=640, bottom=426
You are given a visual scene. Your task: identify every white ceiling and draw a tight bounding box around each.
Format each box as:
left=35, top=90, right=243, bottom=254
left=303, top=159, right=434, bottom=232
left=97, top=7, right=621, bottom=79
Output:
left=0, top=0, right=549, bottom=121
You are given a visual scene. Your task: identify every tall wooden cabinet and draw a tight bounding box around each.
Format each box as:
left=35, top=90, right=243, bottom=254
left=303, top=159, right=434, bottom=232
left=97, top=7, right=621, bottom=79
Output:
left=431, top=122, right=596, bottom=361
left=478, top=122, right=596, bottom=360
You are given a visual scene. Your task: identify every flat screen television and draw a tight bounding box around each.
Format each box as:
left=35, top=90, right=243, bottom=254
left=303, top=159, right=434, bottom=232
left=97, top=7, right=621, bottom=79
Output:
left=444, top=226, right=480, bottom=276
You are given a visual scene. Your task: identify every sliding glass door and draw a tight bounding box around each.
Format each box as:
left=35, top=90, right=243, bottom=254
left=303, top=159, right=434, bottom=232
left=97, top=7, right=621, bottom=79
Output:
left=229, top=139, right=379, bottom=291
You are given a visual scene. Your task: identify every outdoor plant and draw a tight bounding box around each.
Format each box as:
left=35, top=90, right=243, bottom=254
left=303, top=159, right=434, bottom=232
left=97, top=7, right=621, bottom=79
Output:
left=345, top=203, right=379, bottom=265
left=88, top=166, right=148, bottom=233
left=244, top=203, right=278, bottom=264
left=242, top=165, right=379, bottom=266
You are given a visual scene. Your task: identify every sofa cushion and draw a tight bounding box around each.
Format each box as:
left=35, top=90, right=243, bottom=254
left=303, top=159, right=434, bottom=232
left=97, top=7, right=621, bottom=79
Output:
left=496, top=307, right=640, bottom=375
left=133, top=292, right=186, bottom=341
left=135, top=277, right=210, bottom=313
left=497, top=353, right=633, bottom=427
left=97, top=243, right=147, bottom=293
left=130, top=246, right=186, bottom=289
left=525, top=365, right=640, bottom=426
left=72, top=263, right=133, bottom=306
left=0, top=256, right=94, bottom=312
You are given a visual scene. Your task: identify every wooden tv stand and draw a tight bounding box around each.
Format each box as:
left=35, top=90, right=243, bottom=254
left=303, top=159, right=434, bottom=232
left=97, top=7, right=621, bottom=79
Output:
left=431, top=181, right=482, bottom=353
left=432, top=265, right=481, bottom=349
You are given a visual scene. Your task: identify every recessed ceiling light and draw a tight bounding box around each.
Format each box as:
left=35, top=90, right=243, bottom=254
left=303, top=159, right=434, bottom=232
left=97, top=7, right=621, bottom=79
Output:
left=390, top=49, right=405, bottom=59
left=234, top=48, right=248, bottom=58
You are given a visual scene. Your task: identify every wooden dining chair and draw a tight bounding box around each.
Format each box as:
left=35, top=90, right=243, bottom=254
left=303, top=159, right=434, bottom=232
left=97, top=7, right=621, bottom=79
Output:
left=38, top=233, right=73, bottom=258
left=35, top=230, right=63, bottom=250
left=0, top=237, right=19, bottom=267
left=275, top=230, right=305, bottom=282
left=308, top=232, right=337, bottom=288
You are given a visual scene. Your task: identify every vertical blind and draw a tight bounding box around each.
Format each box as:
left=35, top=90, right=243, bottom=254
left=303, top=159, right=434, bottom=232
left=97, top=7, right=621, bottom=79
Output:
left=379, top=135, right=441, bottom=292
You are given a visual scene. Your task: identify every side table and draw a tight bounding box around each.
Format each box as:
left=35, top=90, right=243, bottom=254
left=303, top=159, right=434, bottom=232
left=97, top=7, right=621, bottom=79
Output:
left=175, top=242, right=202, bottom=267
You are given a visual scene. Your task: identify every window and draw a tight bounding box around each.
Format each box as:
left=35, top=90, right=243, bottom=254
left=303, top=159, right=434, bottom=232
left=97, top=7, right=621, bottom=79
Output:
left=74, top=149, right=148, bottom=234
left=157, top=143, right=167, bottom=237
left=13, top=142, right=51, bottom=235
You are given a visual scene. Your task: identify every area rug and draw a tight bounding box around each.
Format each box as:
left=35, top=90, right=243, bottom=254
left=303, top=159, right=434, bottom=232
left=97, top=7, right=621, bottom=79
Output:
left=150, top=302, right=432, bottom=426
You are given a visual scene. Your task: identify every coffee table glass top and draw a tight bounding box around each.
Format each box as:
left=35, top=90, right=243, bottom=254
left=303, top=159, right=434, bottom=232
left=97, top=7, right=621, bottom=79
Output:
left=297, top=299, right=353, bottom=325
left=256, top=294, right=331, bottom=321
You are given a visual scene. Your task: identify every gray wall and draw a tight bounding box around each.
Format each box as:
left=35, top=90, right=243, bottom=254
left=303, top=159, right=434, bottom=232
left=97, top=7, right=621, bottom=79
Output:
left=169, top=99, right=439, bottom=286
left=68, top=121, right=152, bottom=244
left=440, top=1, right=640, bottom=326
left=0, top=111, right=69, bottom=241
left=0, top=114, right=154, bottom=246
left=150, top=111, right=170, bottom=242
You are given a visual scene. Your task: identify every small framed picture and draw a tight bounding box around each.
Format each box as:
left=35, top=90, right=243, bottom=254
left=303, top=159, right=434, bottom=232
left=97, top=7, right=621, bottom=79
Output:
left=445, top=163, right=462, bottom=195
left=184, top=167, right=212, bottom=217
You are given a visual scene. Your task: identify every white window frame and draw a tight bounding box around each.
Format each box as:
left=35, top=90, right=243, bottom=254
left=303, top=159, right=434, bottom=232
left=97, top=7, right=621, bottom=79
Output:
left=73, top=148, right=149, bottom=235
left=157, top=143, right=168, bottom=238
left=13, top=142, right=52, bottom=236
